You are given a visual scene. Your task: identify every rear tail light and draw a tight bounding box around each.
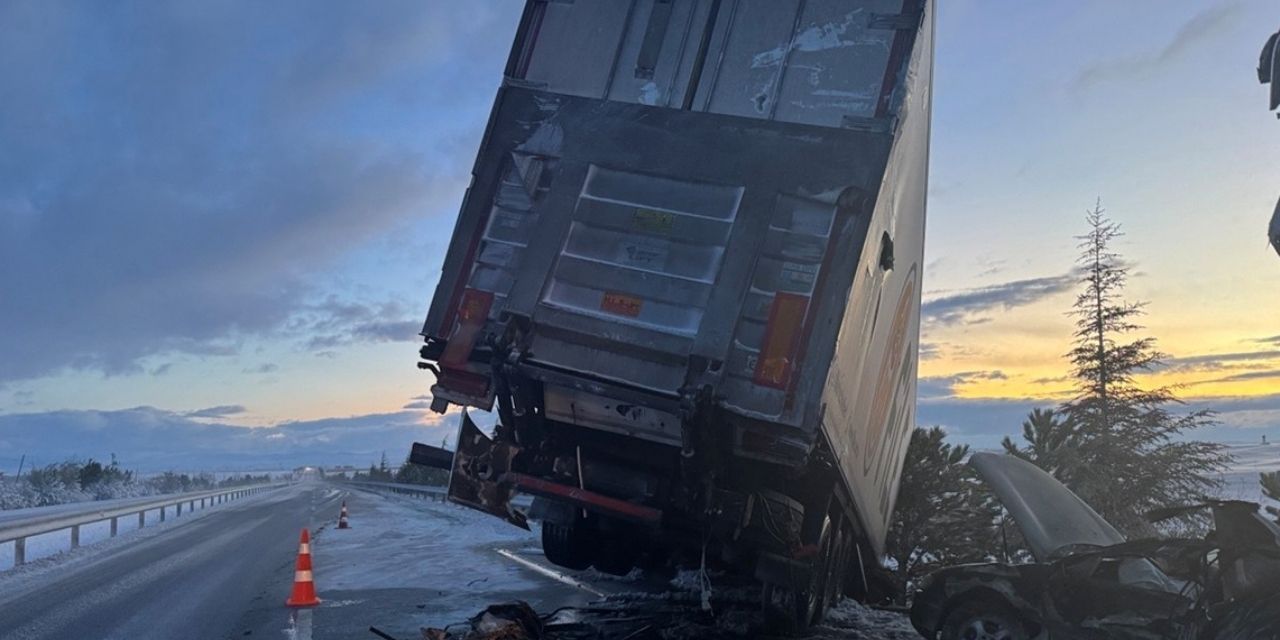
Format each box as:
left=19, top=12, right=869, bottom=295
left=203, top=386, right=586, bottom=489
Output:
left=439, top=288, right=494, bottom=368
left=753, top=292, right=809, bottom=389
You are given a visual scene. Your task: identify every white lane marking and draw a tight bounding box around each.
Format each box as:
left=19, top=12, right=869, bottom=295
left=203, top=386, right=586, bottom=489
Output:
left=285, top=608, right=313, bottom=640
left=494, top=548, right=606, bottom=597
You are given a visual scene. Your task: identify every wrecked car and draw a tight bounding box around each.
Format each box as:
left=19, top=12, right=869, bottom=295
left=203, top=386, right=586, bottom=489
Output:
left=909, top=452, right=1280, bottom=639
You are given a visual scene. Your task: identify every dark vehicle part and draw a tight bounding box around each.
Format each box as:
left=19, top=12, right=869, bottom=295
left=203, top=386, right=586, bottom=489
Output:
left=939, top=598, right=1030, bottom=640
left=541, top=518, right=592, bottom=571
left=1260, top=29, right=1279, bottom=112
left=1259, top=29, right=1280, bottom=259
left=447, top=412, right=528, bottom=530
left=912, top=455, right=1280, bottom=640
left=418, top=0, right=935, bottom=630
left=409, top=441, right=455, bottom=470
left=1269, top=196, right=1279, bottom=258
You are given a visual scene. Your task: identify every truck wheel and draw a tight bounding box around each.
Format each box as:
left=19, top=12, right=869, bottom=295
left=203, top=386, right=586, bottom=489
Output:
left=541, top=521, right=592, bottom=571
left=762, top=516, right=833, bottom=635
left=805, top=517, right=836, bottom=626
left=816, top=526, right=848, bottom=622
left=940, top=599, right=1029, bottom=640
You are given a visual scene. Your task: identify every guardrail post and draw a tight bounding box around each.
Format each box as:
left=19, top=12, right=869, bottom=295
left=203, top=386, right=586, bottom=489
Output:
left=160, top=506, right=166, bottom=522
left=70, top=525, right=80, bottom=549
left=139, top=511, right=145, bottom=528
left=176, top=502, right=183, bottom=517
left=14, top=538, right=24, bottom=566
left=110, top=516, right=118, bottom=537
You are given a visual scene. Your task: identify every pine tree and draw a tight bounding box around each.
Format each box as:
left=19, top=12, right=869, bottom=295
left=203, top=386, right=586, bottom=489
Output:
left=1006, top=202, right=1229, bottom=535
left=886, top=427, right=998, bottom=599
left=1002, top=408, right=1078, bottom=480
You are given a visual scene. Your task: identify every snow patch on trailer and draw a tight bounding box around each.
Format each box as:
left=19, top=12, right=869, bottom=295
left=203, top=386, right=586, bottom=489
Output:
left=750, top=9, right=886, bottom=70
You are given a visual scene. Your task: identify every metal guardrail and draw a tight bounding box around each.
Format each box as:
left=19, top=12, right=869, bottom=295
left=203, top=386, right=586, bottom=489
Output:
left=342, top=480, right=534, bottom=509
left=342, top=480, right=446, bottom=501
left=0, top=482, right=289, bottom=567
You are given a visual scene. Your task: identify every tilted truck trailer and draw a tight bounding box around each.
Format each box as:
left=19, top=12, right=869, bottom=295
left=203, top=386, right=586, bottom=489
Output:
left=414, top=0, right=933, bottom=628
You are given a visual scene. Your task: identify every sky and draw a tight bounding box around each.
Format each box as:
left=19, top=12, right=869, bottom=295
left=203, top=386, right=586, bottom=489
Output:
left=0, top=0, right=1278, bottom=470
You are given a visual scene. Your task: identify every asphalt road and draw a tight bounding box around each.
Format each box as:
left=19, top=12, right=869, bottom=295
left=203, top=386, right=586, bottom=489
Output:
left=0, top=483, right=610, bottom=640
left=0, top=481, right=916, bottom=639
left=0, top=483, right=335, bottom=640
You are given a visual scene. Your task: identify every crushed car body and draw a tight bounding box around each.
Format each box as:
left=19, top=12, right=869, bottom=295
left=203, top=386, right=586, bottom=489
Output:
left=910, top=453, right=1280, bottom=640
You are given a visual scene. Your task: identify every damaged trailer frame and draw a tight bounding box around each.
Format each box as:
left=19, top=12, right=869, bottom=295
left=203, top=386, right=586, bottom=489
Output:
left=414, top=0, right=934, bottom=629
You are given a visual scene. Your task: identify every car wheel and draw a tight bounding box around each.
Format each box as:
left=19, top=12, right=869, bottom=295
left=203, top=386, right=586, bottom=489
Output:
left=940, top=599, right=1029, bottom=640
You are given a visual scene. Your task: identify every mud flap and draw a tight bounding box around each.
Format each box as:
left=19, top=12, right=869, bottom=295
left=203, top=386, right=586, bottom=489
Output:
left=447, top=411, right=529, bottom=530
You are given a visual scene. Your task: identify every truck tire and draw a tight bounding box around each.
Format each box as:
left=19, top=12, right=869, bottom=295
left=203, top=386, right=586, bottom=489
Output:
left=541, top=521, right=592, bottom=571
left=762, top=516, right=833, bottom=635
left=815, top=526, right=848, bottom=623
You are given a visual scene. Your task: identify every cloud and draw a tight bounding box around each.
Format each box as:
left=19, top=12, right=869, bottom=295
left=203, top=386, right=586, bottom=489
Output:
left=916, top=397, right=1051, bottom=444
left=1157, top=349, right=1280, bottom=374
left=0, top=405, right=459, bottom=471
left=403, top=401, right=433, bottom=410
left=297, top=297, right=422, bottom=350
left=1071, top=3, right=1245, bottom=89
left=918, top=392, right=1280, bottom=447
left=918, top=342, right=941, bottom=361
left=1185, top=394, right=1280, bottom=434
left=1253, top=335, right=1280, bottom=346
left=922, top=272, right=1076, bottom=328
left=242, top=363, right=279, bottom=375
left=1194, top=369, right=1280, bottom=385
left=1030, top=374, right=1072, bottom=385
left=0, top=2, right=518, bottom=383
left=918, top=370, right=1009, bottom=400
left=184, top=404, right=247, bottom=419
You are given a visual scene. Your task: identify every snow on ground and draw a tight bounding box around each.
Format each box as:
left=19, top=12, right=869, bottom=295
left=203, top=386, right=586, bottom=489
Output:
left=314, top=486, right=542, bottom=594
left=328, top=487, right=919, bottom=639
left=298, top=484, right=617, bottom=637
left=1215, top=443, right=1280, bottom=506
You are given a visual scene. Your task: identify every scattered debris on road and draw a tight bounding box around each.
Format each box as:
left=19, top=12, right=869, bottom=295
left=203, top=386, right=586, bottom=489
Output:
left=417, top=593, right=915, bottom=640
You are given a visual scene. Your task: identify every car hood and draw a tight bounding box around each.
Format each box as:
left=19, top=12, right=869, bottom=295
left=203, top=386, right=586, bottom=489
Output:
left=969, top=452, right=1125, bottom=561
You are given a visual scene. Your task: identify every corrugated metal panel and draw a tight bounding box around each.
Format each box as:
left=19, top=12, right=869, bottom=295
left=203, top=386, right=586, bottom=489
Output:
left=542, top=166, right=741, bottom=337
left=459, top=153, right=556, bottom=319
left=511, top=0, right=908, bottom=129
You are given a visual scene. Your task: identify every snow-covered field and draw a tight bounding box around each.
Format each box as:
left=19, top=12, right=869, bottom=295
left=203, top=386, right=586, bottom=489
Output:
left=1214, top=443, right=1280, bottom=505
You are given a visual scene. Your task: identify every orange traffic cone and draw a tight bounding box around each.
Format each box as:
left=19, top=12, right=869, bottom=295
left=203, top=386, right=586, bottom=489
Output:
left=338, top=501, right=350, bottom=529
left=286, top=528, right=321, bottom=607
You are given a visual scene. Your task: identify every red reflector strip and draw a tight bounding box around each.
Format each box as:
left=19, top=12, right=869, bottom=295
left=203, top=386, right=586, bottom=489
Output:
left=754, top=292, right=809, bottom=389
left=502, top=472, right=663, bottom=525
left=440, top=289, right=494, bottom=368
left=600, top=291, right=643, bottom=318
